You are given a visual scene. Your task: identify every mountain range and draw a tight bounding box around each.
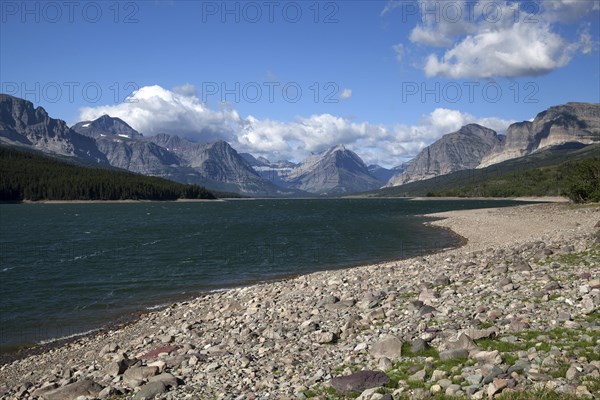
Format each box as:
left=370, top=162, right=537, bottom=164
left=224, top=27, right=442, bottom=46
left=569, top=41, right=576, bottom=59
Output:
left=386, top=103, right=599, bottom=187
left=386, top=124, right=502, bottom=186
left=0, top=94, right=108, bottom=164
left=1, top=93, right=598, bottom=196
left=478, top=102, right=599, bottom=167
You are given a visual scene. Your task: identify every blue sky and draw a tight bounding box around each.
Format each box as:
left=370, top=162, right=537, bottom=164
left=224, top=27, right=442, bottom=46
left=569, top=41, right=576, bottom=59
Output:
left=1, top=0, right=599, bottom=166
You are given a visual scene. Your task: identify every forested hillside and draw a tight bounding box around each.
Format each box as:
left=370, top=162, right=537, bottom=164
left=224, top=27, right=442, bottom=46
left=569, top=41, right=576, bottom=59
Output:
left=0, top=147, right=216, bottom=202
left=373, top=143, right=600, bottom=203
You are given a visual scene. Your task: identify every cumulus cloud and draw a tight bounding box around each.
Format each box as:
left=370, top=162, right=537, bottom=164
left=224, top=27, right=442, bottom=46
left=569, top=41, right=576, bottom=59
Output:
left=391, top=108, right=513, bottom=148
left=542, top=0, right=600, bottom=23
left=423, top=20, right=572, bottom=78
left=239, top=106, right=513, bottom=166
left=238, top=113, right=389, bottom=161
left=391, top=0, right=598, bottom=79
left=79, top=85, right=242, bottom=143
left=409, top=25, right=453, bottom=48
left=79, top=85, right=514, bottom=168
left=339, top=88, right=353, bottom=100
left=172, top=83, right=197, bottom=96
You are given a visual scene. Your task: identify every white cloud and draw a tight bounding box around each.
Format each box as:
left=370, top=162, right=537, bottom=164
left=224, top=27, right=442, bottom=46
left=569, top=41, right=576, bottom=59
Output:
left=580, top=31, right=593, bottom=54
left=392, top=43, right=406, bottom=63
left=79, top=85, right=514, bottom=168
left=409, top=25, right=453, bottom=48
left=398, top=0, right=598, bottom=79
left=380, top=0, right=402, bottom=17
left=79, top=85, right=242, bottom=143
left=542, top=0, right=600, bottom=23
left=424, top=21, right=572, bottom=78
left=391, top=108, right=513, bottom=148
left=577, top=24, right=596, bottom=55
left=339, top=88, right=353, bottom=100
left=239, top=107, right=513, bottom=166
left=238, top=113, right=389, bottom=162
left=172, top=83, right=197, bottom=96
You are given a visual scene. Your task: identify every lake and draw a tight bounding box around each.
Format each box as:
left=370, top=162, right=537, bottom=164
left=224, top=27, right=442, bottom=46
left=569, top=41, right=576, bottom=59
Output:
left=0, top=198, right=527, bottom=352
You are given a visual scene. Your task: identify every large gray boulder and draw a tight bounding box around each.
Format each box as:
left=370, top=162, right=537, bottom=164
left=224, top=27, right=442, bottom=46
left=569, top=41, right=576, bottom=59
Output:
left=42, top=379, right=103, bottom=400
left=370, top=335, right=404, bottom=360
left=330, top=370, right=390, bottom=394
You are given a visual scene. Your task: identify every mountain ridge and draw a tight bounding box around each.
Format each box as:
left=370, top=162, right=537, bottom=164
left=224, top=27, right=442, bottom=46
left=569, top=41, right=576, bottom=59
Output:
left=0, top=94, right=109, bottom=164
left=372, top=142, right=600, bottom=198
left=72, top=115, right=143, bottom=139
left=478, top=102, right=599, bottom=168
left=2, top=94, right=598, bottom=196
left=284, top=145, right=383, bottom=195
left=386, top=123, right=502, bottom=186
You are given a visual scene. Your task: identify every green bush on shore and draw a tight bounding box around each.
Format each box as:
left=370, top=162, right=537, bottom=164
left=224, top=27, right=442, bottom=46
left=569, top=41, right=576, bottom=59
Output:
left=562, top=158, right=600, bottom=203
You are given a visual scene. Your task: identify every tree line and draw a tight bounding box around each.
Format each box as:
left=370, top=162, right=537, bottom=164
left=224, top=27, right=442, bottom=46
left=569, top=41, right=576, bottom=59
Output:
left=428, top=158, right=600, bottom=203
left=0, top=146, right=216, bottom=202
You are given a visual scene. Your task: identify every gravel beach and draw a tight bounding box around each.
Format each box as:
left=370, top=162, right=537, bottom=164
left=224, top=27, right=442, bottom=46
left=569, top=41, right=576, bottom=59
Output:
left=1, top=202, right=598, bottom=400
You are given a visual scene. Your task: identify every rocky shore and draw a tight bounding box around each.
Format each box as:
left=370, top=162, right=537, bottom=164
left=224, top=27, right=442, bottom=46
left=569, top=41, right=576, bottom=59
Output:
left=1, top=203, right=599, bottom=400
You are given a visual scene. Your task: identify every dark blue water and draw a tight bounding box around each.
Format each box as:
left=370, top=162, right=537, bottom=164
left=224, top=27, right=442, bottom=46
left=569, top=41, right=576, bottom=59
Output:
left=0, top=198, right=525, bottom=351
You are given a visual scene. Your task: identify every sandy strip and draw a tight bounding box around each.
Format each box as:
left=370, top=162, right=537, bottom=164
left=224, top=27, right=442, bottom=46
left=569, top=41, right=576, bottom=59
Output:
left=428, top=203, right=598, bottom=251
left=409, top=196, right=569, bottom=203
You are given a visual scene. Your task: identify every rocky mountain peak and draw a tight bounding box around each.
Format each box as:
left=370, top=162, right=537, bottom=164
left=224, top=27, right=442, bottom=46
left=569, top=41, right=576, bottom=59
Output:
left=206, top=140, right=230, bottom=151
left=285, top=144, right=381, bottom=195
left=1, top=94, right=52, bottom=132
left=72, top=115, right=142, bottom=139
left=386, top=124, right=502, bottom=186
left=257, top=156, right=271, bottom=165
left=478, top=102, right=599, bottom=168
left=458, top=123, right=497, bottom=137
left=0, top=94, right=108, bottom=163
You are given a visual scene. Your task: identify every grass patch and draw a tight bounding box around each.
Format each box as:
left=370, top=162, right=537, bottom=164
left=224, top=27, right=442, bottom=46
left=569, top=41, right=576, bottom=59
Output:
left=333, top=363, right=363, bottom=375
left=434, top=356, right=469, bottom=375
left=406, top=379, right=427, bottom=389
left=475, top=325, right=600, bottom=371
left=549, top=362, right=570, bottom=379
left=476, top=338, right=526, bottom=353
left=415, top=347, right=440, bottom=358
left=576, top=310, right=599, bottom=324
left=397, top=291, right=418, bottom=299
left=385, top=361, right=426, bottom=389
left=496, top=390, right=593, bottom=400
left=503, top=353, right=519, bottom=366
left=304, top=386, right=356, bottom=399
left=387, top=348, right=468, bottom=388
left=401, top=341, right=440, bottom=358
left=451, top=375, right=465, bottom=385
left=545, top=246, right=600, bottom=267
left=581, top=376, right=600, bottom=394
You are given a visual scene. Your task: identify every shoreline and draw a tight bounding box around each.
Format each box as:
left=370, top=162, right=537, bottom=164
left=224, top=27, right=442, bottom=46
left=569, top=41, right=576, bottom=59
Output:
left=1, top=195, right=569, bottom=205
left=0, top=216, right=465, bottom=364
left=0, top=202, right=598, bottom=399
left=407, top=196, right=569, bottom=203
left=15, top=198, right=224, bottom=204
